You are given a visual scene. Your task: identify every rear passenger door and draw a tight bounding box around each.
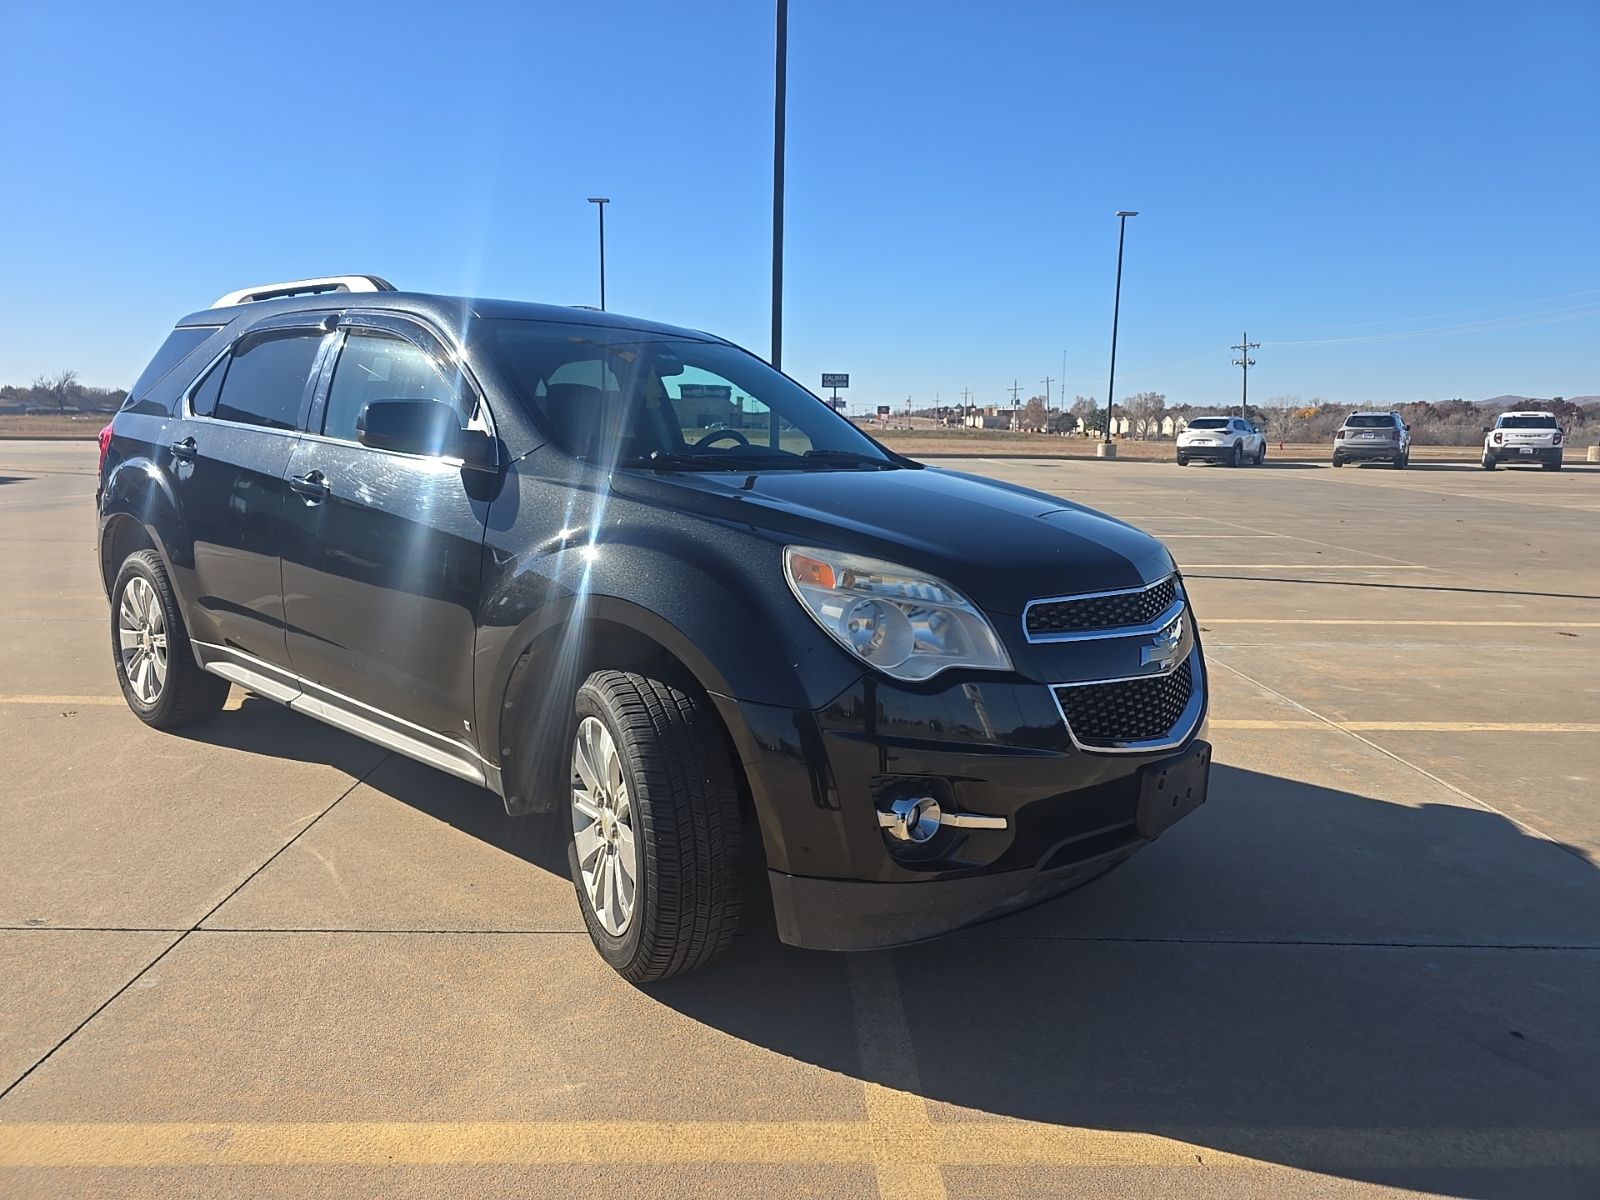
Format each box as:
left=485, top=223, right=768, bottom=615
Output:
left=278, top=315, right=493, bottom=771
left=172, top=320, right=332, bottom=689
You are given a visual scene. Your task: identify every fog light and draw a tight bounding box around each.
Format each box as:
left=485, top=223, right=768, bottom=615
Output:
left=878, top=794, right=942, bottom=843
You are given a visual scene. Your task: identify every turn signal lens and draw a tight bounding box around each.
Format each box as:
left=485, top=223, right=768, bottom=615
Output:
left=787, top=553, right=836, bottom=590
left=97, top=424, right=113, bottom=479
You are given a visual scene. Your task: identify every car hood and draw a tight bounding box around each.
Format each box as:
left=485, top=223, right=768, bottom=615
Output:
left=608, top=465, right=1174, bottom=614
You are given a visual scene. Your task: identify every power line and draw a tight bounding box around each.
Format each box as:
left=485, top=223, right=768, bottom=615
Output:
left=1231, top=332, right=1260, bottom=420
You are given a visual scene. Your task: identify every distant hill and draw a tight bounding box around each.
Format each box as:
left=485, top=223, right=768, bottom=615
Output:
left=1474, top=395, right=1600, bottom=409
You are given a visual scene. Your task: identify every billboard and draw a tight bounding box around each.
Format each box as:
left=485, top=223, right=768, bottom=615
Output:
left=822, top=373, right=850, bottom=390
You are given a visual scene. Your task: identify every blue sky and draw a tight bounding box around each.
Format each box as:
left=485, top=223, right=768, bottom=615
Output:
left=2, top=0, right=1596, bottom=408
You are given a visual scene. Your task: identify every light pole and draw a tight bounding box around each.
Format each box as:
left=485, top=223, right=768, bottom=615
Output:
left=586, top=197, right=609, bottom=311
left=771, top=0, right=788, bottom=369
left=1103, top=210, right=1138, bottom=455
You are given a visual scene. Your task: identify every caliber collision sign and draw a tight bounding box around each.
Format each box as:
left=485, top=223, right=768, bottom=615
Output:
left=821, top=374, right=849, bottom=390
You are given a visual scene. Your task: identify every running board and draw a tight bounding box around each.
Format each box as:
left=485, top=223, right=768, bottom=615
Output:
left=192, top=641, right=490, bottom=790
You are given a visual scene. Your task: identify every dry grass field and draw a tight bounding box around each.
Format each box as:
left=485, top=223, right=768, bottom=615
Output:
left=0, top=414, right=112, bottom=439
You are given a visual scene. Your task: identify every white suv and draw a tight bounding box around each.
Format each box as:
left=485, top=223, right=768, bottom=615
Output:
left=1176, top=416, right=1266, bottom=467
left=1482, top=411, right=1564, bottom=471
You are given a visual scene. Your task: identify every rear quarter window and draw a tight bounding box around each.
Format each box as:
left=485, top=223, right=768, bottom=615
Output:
left=124, top=326, right=218, bottom=413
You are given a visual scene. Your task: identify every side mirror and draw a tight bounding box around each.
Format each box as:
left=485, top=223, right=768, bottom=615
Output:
left=1481, top=426, right=1491, bottom=433
left=358, top=399, right=497, bottom=470
left=1404, top=424, right=1412, bottom=432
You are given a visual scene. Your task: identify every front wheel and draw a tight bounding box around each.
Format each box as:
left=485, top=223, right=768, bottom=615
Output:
left=110, top=550, right=229, bottom=729
left=1482, top=454, right=1497, bottom=470
left=1255, top=443, right=1267, bottom=466
left=1176, top=455, right=1189, bottom=466
left=567, top=671, right=743, bottom=984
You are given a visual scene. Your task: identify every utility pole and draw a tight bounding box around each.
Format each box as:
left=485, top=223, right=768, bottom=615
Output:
left=770, top=0, right=787, bottom=368
left=1042, top=376, right=1054, bottom=412
left=1231, top=332, right=1260, bottom=421
left=1008, top=380, right=1022, bottom=407
left=1104, top=211, right=1138, bottom=454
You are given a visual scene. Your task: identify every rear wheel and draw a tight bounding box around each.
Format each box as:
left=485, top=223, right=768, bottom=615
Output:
left=1176, top=455, right=1189, bottom=466
left=567, top=670, right=743, bottom=984
left=1543, top=459, right=1562, bottom=471
left=1230, top=442, right=1243, bottom=468
left=110, top=550, right=229, bottom=728
left=1332, top=456, right=1345, bottom=468
left=1393, top=451, right=1408, bottom=469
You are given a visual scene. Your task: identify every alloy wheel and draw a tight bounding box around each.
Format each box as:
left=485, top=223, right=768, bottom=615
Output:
left=571, top=716, right=638, bottom=936
left=118, top=575, right=168, bottom=705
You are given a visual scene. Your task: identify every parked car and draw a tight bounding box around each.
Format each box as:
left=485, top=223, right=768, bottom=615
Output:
left=1481, top=411, right=1564, bottom=470
left=1332, top=412, right=1410, bottom=468
left=97, top=275, right=1211, bottom=982
left=1175, top=416, right=1266, bottom=466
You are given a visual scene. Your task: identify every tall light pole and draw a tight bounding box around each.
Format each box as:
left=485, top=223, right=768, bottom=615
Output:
left=586, top=197, right=609, bottom=311
left=771, top=0, right=788, bottom=369
left=1103, top=210, right=1138, bottom=455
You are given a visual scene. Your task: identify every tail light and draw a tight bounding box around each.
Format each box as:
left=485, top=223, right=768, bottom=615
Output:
left=97, top=424, right=114, bottom=478
left=1335, top=429, right=1346, bottom=440
left=1553, top=432, right=1563, bottom=446
left=1491, top=431, right=1503, bottom=445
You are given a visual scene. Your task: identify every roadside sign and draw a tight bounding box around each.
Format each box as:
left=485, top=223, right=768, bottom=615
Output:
left=876, top=405, right=890, bottom=416
left=822, top=374, right=849, bottom=389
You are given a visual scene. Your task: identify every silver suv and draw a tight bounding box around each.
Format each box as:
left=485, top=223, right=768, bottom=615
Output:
left=1332, top=411, right=1410, bottom=469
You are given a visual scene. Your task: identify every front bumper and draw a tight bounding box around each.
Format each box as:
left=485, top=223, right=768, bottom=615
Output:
left=713, top=665, right=1211, bottom=951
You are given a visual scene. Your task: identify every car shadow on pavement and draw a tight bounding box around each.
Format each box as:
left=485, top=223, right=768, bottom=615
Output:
left=180, top=702, right=1600, bottom=1199
left=644, top=764, right=1600, bottom=1200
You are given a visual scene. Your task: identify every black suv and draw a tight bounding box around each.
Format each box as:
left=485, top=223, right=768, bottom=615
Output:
left=97, top=275, right=1210, bottom=981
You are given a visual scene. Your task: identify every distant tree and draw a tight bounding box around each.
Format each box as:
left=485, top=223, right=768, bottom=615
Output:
left=35, top=369, right=80, bottom=412
left=1019, top=395, right=1049, bottom=432
left=1125, top=391, right=1167, bottom=439
left=1260, top=395, right=1301, bottom=441
left=1046, top=408, right=1076, bottom=434
left=1071, top=396, right=1102, bottom=436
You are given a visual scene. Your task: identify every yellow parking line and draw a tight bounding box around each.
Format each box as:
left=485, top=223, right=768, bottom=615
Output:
left=0, top=693, right=246, bottom=710
left=1212, top=720, right=1600, bottom=733
left=1, top=1120, right=1594, bottom=1171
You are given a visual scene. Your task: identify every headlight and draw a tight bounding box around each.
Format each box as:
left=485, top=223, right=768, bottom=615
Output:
left=783, top=546, right=1012, bottom=682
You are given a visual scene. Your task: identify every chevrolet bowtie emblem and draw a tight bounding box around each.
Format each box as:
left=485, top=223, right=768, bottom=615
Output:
left=1141, top=617, right=1184, bottom=672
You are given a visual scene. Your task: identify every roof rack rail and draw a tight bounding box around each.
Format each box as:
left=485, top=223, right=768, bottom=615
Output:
left=210, top=275, right=396, bottom=308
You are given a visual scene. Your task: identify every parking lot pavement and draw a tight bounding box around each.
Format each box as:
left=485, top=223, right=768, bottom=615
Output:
left=2, top=442, right=1597, bottom=1200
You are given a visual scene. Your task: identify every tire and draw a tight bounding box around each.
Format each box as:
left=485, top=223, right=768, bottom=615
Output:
left=1332, top=456, right=1345, bottom=468
left=1393, top=451, right=1408, bottom=469
left=1176, top=455, right=1189, bottom=467
left=1255, top=443, right=1267, bottom=466
left=1230, top=442, right=1243, bottom=468
left=1544, top=458, right=1563, bottom=471
left=110, top=549, right=229, bottom=729
left=1482, top=454, right=1497, bottom=470
left=567, top=670, right=743, bottom=984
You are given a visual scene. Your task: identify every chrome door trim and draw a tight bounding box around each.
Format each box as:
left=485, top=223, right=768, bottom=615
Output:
left=191, top=640, right=493, bottom=790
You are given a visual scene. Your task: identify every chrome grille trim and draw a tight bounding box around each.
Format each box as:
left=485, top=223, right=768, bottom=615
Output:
left=1049, top=651, right=1205, bottom=755
left=1024, top=574, right=1183, bottom=643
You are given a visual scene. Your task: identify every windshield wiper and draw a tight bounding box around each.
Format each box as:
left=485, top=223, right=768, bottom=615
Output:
left=799, top=449, right=897, bottom=469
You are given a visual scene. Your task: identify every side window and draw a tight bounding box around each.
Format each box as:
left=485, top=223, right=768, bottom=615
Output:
left=212, top=331, right=324, bottom=430
left=323, top=330, right=472, bottom=443
left=189, top=356, right=228, bottom=418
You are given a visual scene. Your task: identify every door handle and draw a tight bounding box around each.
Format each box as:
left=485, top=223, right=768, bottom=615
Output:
left=170, top=436, right=197, bottom=462
left=289, top=470, right=330, bottom=502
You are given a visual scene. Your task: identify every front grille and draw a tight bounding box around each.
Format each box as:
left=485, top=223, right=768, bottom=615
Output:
left=1054, top=661, right=1194, bottom=748
left=1026, top=576, right=1177, bottom=637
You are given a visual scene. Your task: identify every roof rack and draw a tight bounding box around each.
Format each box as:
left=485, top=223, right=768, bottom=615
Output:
left=210, top=275, right=396, bottom=308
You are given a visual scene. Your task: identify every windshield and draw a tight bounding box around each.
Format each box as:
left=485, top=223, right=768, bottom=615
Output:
left=1344, top=415, right=1395, bottom=429
left=470, top=319, right=897, bottom=471
left=1498, top=415, right=1558, bottom=429
left=1186, top=418, right=1229, bottom=430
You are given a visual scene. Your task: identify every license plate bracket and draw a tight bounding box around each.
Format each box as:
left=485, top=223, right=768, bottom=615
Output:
left=1136, top=742, right=1211, bottom=840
